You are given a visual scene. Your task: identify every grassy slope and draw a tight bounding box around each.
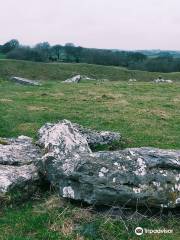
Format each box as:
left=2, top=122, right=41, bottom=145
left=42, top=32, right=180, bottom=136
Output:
left=0, top=60, right=180, bottom=239
left=1, top=59, right=180, bottom=81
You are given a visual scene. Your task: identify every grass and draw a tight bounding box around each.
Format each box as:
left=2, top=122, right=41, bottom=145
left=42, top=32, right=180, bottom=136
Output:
left=0, top=53, right=6, bottom=59
left=0, top=78, right=180, bottom=149
left=0, top=194, right=180, bottom=240
left=0, top=60, right=180, bottom=239
left=1, top=59, right=180, bottom=82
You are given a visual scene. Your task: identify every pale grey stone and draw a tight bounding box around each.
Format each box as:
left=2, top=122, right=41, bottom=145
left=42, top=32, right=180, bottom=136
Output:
left=10, top=76, right=42, bottom=86
left=63, top=75, right=81, bottom=83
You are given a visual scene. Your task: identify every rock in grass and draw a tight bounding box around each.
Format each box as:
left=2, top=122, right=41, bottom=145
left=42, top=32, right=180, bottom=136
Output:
left=10, top=76, right=42, bottom=86
left=0, top=164, right=39, bottom=195
left=128, top=78, right=137, bottom=82
left=37, top=120, right=91, bottom=160
left=38, top=120, right=180, bottom=208
left=0, top=136, right=41, bottom=199
left=0, top=136, right=41, bottom=166
left=38, top=120, right=121, bottom=149
left=72, top=123, right=121, bottom=148
left=1, top=120, right=179, bottom=208
left=153, top=78, right=173, bottom=83
left=63, top=75, right=81, bottom=83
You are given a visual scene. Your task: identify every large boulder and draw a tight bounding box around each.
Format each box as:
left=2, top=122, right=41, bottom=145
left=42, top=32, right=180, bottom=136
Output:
left=38, top=120, right=180, bottom=208
left=0, top=136, right=41, bottom=199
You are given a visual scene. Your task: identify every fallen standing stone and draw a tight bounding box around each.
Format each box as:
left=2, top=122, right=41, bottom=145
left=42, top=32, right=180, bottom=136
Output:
left=38, top=120, right=180, bottom=208
left=10, top=76, right=42, bottom=86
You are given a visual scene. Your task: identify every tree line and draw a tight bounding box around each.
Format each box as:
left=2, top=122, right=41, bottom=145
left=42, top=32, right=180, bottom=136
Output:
left=0, top=39, right=180, bottom=73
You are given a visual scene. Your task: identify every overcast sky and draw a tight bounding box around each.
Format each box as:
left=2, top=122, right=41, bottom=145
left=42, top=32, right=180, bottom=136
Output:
left=0, top=0, right=180, bottom=50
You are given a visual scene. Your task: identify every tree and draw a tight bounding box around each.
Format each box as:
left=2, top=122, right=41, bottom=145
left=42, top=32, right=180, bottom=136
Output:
left=7, top=46, right=45, bottom=62
left=34, top=42, right=50, bottom=61
left=2, top=39, right=19, bottom=53
left=64, top=43, right=83, bottom=62
left=51, top=45, right=63, bottom=61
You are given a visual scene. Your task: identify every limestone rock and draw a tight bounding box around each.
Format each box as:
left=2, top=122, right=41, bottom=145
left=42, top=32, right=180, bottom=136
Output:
left=0, top=136, right=42, bottom=166
left=37, top=120, right=92, bottom=158
left=38, top=120, right=180, bottom=208
left=10, top=76, right=42, bottom=86
left=0, top=164, right=39, bottom=195
left=38, top=120, right=121, bottom=149
left=63, top=75, right=81, bottom=83
left=153, top=79, right=173, bottom=83
left=72, top=123, right=121, bottom=148
left=45, top=148, right=180, bottom=208
left=0, top=136, right=41, bottom=198
left=128, top=79, right=137, bottom=82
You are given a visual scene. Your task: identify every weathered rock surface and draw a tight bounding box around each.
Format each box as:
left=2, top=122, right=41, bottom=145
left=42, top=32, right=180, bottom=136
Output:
left=38, top=120, right=180, bottom=208
left=1, top=120, right=180, bottom=208
left=63, top=75, right=81, bottom=83
left=0, top=164, right=39, bottom=194
left=0, top=136, right=42, bottom=166
left=10, top=76, right=42, bottom=86
left=37, top=120, right=91, bottom=156
left=0, top=136, right=41, bottom=197
left=72, top=123, right=121, bottom=147
left=38, top=120, right=121, bottom=149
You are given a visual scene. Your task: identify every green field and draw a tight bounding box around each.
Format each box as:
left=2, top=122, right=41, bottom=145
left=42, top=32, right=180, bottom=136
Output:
left=1, top=59, right=180, bottom=82
left=0, top=53, right=6, bottom=59
left=0, top=60, right=180, bottom=239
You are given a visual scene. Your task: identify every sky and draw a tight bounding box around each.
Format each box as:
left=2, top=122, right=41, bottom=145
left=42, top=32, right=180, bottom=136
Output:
left=0, top=0, right=180, bottom=50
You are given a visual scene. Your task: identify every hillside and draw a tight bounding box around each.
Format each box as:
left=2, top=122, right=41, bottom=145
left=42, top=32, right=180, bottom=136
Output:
left=1, top=59, right=180, bottom=82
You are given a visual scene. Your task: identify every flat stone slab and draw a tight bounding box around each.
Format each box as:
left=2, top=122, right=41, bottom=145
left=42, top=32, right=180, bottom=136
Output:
left=10, top=76, right=42, bottom=86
